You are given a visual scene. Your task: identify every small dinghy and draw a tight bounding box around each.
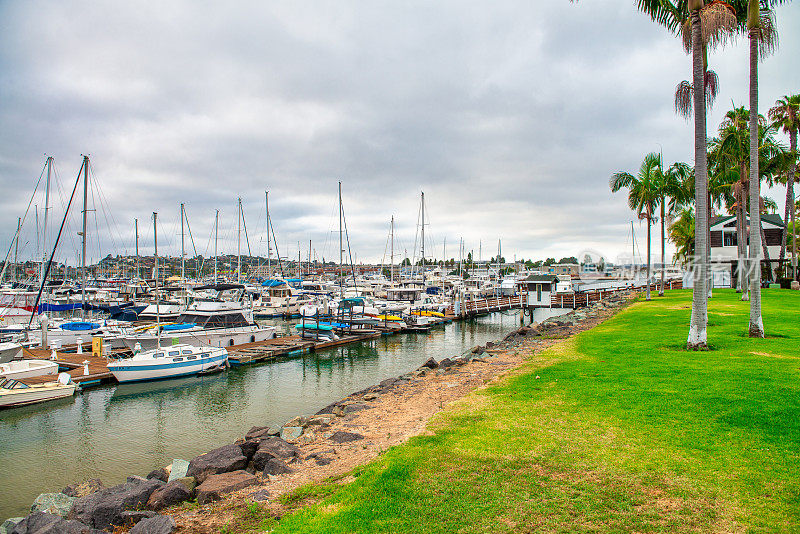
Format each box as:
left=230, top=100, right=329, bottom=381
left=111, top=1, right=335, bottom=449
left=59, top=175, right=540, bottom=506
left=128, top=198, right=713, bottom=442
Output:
left=0, top=359, right=59, bottom=380
left=0, top=373, right=77, bottom=408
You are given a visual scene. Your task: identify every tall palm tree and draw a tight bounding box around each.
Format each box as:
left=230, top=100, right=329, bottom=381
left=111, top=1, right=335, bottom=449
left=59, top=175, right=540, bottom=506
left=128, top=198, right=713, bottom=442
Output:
left=638, top=0, right=737, bottom=349
left=661, top=161, right=695, bottom=294
left=611, top=153, right=664, bottom=301
left=768, top=95, right=800, bottom=275
left=669, top=208, right=696, bottom=266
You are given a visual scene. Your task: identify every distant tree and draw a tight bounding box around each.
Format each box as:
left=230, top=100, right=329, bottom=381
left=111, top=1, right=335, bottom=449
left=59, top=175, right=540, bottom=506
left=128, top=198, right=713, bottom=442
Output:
left=558, top=256, right=578, bottom=264
left=402, top=258, right=411, bottom=266
left=543, top=258, right=556, bottom=266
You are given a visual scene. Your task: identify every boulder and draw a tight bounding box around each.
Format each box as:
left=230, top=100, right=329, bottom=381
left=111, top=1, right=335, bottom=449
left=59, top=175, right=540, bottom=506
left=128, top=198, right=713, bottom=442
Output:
left=329, top=431, right=364, bottom=444
left=244, top=426, right=272, bottom=441
left=146, top=468, right=169, bottom=483
left=307, top=415, right=333, bottom=426
left=345, top=403, right=370, bottom=414
left=67, top=478, right=163, bottom=530
left=247, top=489, right=271, bottom=502
left=314, top=456, right=332, bottom=466
left=280, top=426, right=303, bottom=442
left=0, top=518, right=22, bottom=534
left=61, top=479, right=105, bottom=499
left=250, top=437, right=299, bottom=471
left=420, top=357, right=438, bottom=369
left=331, top=405, right=346, bottom=417
left=196, top=471, right=258, bottom=505
left=129, top=514, right=175, bottom=534
left=167, top=459, right=189, bottom=482
left=119, top=510, right=158, bottom=525
left=262, top=458, right=293, bottom=476
left=30, top=493, right=76, bottom=517
left=285, top=416, right=309, bottom=428
left=10, top=512, right=100, bottom=534
left=147, top=477, right=195, bottom=511
left=438, top=358, right=454, bottom=369
left=362, top=393, right=378, bottom=401
left=238, top=439, right=260, bottom=460
left=186, top=444, right=248, bottom=483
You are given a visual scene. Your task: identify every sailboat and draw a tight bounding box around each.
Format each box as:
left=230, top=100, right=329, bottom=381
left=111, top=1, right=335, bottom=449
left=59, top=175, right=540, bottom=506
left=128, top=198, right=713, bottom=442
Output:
left=107, top=213, right=228, bottom=383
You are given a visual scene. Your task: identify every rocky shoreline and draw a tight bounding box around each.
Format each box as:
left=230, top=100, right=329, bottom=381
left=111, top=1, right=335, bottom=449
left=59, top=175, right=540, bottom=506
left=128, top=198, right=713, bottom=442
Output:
left=1, top=294, right=632, bottom=534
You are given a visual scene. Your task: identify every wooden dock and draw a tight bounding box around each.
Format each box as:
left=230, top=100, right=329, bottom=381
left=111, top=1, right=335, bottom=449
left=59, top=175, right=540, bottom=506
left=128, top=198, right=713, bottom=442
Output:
left=18, top=347, right=117, bottom=387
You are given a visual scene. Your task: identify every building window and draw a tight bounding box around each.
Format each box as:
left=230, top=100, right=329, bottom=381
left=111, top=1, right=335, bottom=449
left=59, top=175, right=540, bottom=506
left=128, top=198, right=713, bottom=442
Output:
left=723, top=232, right=737, bottom=247
left=537, top=285, right=542, bottom=302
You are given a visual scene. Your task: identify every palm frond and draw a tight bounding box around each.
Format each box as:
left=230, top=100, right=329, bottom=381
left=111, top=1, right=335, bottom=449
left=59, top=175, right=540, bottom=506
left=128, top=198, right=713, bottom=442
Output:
left=675, top=80, right=693, bottom=119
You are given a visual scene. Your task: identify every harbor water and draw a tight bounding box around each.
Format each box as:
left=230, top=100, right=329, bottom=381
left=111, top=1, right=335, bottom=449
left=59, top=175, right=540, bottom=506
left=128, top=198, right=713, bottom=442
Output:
left=0, top=310, right=565, bottom=519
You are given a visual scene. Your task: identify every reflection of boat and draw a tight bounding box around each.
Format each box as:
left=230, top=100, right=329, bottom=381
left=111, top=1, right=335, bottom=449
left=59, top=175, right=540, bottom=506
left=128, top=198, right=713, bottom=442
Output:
left=107, top=344, right=229, bottom=383
left=0, top=342, right=23, bottom=363
left=111, top=374, right=219, bottom=399
left=0, top=359, right=58, bottom=380
left=0, top=374, right=77, bottom=408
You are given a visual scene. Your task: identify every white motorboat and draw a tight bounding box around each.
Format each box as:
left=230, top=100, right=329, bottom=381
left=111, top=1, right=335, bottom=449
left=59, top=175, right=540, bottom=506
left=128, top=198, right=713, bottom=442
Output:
left=0, top=342, right=23, bottom=363
left=0, top=374, right=77, bottom=408
left=0, top=359, right=58, bottom=380
left=107, top=344, right=228, bottom=383
left=120, top=291, right=276, bottom=351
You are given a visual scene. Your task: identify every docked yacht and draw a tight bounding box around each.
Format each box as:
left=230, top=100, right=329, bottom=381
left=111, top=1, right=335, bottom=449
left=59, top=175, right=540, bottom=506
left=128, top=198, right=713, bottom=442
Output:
left=120, top=295, right=276, bottom=350
left=107, top=344, right=228, bottom=383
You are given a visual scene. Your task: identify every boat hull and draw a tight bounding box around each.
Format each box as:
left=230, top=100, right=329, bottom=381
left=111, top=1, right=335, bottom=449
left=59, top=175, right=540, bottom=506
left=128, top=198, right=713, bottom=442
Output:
left=107, top=349, right=228, bottom=383
left=0, top=384, right=76, bottom=408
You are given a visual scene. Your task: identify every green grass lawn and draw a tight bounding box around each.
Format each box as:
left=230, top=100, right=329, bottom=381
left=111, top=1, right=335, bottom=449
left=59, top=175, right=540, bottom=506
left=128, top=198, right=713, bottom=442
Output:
left=258, top=289, right=800, bottom=533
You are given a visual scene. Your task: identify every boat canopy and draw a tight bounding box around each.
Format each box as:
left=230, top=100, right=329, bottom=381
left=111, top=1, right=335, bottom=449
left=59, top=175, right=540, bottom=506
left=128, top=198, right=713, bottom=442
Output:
left=59, top=322, right=100, bottom=331
left=161, top=323, right=196, bottom=331
left=260, top=279, right=286, bottom=287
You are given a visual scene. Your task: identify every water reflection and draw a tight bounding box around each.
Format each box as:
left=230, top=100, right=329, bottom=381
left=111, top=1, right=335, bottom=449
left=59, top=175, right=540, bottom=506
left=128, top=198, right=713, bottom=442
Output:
left=0, top=312, right=520, bottom=518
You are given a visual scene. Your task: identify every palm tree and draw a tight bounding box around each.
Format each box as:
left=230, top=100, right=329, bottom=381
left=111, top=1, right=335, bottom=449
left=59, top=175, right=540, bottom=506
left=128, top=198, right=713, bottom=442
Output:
left=611, top=153, right=664, bottom=301
left=768, top=94, right=800, bottom=276
left=638, top=0, right=737, bottom=349
left=661, top=162, right=695, bottom=294
left=669, top=208, right=696, bottom=266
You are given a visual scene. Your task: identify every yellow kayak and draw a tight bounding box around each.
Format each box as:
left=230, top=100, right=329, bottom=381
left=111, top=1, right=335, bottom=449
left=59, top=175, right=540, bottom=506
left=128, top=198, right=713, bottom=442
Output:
left=411, top=310, right=445, bottom=318
left=377, top=315, right=403, bottom=321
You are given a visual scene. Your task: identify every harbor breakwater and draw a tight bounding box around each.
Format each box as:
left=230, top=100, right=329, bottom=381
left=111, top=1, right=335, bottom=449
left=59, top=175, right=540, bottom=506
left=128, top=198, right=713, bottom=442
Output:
left=1, top=294, right=632, bottom=533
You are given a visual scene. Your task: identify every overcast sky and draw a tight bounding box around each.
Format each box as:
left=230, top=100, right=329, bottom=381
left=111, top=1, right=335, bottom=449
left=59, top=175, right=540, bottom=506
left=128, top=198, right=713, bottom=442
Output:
left=1, top=1, right=798, bottom=269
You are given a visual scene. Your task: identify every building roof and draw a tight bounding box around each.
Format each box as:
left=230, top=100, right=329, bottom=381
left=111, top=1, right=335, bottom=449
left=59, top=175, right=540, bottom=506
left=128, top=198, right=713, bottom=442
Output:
left=710, top=214, right=784, bottom=229
left=522, top=274, right=560, bottom=283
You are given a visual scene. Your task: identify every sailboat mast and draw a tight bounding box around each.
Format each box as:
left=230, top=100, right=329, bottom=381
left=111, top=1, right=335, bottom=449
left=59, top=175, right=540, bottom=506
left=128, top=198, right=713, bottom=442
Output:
left=390, top=215, right=394, bottom=283
left=308, top=239, right=312, bottom=278
left=237, top=198, right=242, bottom=283
left=338, top=181, right=343, bottom=298
left=266, top=191, right=271, bottom=278
left=214, top=209, right=219, bottom=281
left=421, top=192, right=425, bottom=287
left=154, top=212, right=161, bottom=347
left=180, top=203, right=185, bottom=282
left=80, top=155, right=88, bottom=321
left=135, top=219, right=139, bottom=279
left=13, top=217, right=20, bottom=283
left=40, top=156, right=52, bottom=285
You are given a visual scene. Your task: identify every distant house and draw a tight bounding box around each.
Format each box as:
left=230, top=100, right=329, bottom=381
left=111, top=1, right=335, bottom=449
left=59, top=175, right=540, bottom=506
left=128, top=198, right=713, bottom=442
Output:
left=546, top=263, right=580, bottom=276
left=709, top=214, right=784, bottom=261
left=518, top=274, right=559, bottom=307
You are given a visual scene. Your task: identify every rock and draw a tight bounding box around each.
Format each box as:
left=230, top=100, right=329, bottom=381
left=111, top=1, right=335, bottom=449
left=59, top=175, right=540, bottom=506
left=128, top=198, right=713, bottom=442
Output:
left=186, top=444, right=248, bottom=483
left=453, top=357, right=468, bottom=366
left=147, top=477, right=195, bottom=511
left=146, top=468, right=169, bottom=483
left=329, top=431, right=364, bottom=444
left=314, top=456, right=332, bottom=466
left=167, top=459, right=189, bottom=482
left=129, top=515, right=175, bottom=534
left=68, top=478, right=163, bottom=530
left=30, top=493, right=76, bottom=517
left=345, top=403, right=370, bottom=414
left=471, top=357, right=486, bottom=363
left=485, top=341, right=494, bottom=348
left=280, top=426, right=303, bottom=442
left=247, top=489, right=271, bottom=502
left=244, top=426, right=272, bottom=441
left=196, top=471, right=257, bottom=505
left=9, top=512, right=100, bottom=534
left=378, top=378, right=397, bottom=388
left=421, top=357, right=438, bottom=369
left=0, top=518, right=22, bottom=534
left=250, top=437, right=300, bottom=471
left=62, top=479, right=105, bottom=499
left=119, top=510, right=158, bottom=525
left=362, top=393, right=378, bottom=401
left=307, top=415, right=333, bottom=426
left=238, top=439, right=260, bottom=460
left=285, top=416, right=309, bottom=428
left=438, top=358, right=454, bottom=369
left=263, top=458, right=293, bottom=476
left=331, top=405, right=346, bottom=417
left=127, top=475, right=149, bottom=484
left=295, top=431, right=317, bottom=446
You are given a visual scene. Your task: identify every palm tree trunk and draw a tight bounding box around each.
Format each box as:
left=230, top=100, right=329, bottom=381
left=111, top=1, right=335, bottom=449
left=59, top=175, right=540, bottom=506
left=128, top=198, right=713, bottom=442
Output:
left=707, top=193, right=713, bottom=297
left=737, top=183, right=748, bottom=297
left=646, top=215, right=652, bottom=300
left=748, top=24, right=764, bottom=338
left=688, top=7, right=709, bottom=349
left=660, top=201, right=665, bottom=296
left=782, top=128, right=797, bottom=279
